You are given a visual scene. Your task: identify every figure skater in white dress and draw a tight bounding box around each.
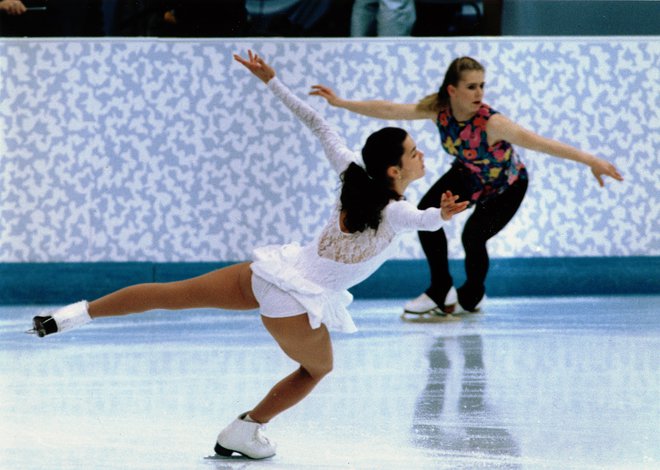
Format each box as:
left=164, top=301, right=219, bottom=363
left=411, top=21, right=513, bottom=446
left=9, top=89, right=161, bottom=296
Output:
left=29, top=50, right=468, bottom=460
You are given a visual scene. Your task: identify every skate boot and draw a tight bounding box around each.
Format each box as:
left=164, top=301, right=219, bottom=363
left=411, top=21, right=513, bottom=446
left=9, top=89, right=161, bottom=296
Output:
left=457, top=295, right=485, bottom=313
left=29, top=301, right=91, bottom=337
left=457, top=285, right=485, bottom=313
left=214, top=412, right=276, bottom=459
left=401, top=287, right=458, bottom=322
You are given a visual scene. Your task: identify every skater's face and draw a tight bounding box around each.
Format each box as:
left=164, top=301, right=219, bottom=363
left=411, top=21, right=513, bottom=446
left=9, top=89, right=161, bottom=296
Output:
left=448, top=70, right=485, bottom=119
left=395, top=134, right=425, bottom=183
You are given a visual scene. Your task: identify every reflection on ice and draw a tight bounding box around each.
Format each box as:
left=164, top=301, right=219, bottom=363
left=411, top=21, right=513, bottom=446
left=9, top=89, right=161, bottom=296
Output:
left=412, top=335, right=520, bottom=468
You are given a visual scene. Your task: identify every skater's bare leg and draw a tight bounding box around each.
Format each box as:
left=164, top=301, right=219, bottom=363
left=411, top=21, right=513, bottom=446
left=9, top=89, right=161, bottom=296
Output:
left=249, top=314, right=333, bottom=423
left=89, top=262, right=258, bottom=318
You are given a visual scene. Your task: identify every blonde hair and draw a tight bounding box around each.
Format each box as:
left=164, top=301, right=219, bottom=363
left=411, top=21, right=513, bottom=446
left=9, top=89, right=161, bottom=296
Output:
left=416, top=57, right=485, bottom=113
left=416, top=92, right=441, bottom=113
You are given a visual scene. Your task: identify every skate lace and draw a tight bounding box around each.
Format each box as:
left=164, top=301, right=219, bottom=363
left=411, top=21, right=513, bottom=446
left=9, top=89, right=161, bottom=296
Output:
left=254, top=425, right=272, bottom=448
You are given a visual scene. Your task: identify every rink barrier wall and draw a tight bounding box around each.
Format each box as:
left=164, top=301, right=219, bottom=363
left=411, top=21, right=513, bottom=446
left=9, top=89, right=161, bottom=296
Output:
left=2, top=38, right=658, bottom=306
left=0, top=256, right=658, bottom=305
left=2, top=37, right=658, bottom=265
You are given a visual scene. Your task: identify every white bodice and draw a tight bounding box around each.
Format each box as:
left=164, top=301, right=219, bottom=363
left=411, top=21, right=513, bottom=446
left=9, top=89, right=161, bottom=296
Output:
left=316, top=205, right=396, bottom=264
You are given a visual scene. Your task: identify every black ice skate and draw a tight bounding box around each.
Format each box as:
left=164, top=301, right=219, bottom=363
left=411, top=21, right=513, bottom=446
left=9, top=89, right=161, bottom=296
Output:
left=30, top=315, right=59, bottom=337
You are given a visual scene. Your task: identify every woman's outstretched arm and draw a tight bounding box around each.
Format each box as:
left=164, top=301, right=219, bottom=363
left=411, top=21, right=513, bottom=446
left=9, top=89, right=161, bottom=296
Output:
left=486, top=114, right=623, bottom=187
left=310, top=84, right=436, bottom=121
left=234, top=50, right=357, bottom=174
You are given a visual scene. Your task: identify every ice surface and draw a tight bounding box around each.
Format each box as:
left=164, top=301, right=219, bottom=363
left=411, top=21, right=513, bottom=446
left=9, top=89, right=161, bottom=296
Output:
left=1, top=296, right=658, bottom=469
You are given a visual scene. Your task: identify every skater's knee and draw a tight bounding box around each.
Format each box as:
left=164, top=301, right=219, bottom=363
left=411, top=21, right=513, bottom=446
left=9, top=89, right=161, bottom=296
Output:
left=311, top=361, right=333, bottom=381
left=303, top=360, right=333, bottom=381
left=461, top=229, right=487, bottom=251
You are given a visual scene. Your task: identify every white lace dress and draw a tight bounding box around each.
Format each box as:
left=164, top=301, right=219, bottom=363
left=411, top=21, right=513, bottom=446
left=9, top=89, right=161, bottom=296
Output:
left=250, top=78, right=446, bottom=333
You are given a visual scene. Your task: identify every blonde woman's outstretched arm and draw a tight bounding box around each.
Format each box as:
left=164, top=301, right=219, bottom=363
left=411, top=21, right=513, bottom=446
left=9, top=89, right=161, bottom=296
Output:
left=309, top=84, right=436, bottom=121
left=487, top=113, right=623, bottom=187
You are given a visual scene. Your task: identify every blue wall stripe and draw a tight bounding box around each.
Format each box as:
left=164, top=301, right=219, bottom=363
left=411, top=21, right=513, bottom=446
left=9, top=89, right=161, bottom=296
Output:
left=0, top=257, right=657, bottom=305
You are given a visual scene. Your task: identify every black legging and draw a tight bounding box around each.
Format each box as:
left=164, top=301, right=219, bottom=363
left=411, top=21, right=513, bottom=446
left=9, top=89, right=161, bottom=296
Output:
left=418, top=165, right=528, bottom=310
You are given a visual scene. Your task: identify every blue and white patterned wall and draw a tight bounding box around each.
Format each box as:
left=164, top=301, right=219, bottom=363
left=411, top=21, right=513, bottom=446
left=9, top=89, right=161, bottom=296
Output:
left=1, top=38, right=658, bottom=262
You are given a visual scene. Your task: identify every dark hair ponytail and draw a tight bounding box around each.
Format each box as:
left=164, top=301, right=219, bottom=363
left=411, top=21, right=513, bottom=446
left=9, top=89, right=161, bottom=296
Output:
left=340, top=127, right=407, bottom=233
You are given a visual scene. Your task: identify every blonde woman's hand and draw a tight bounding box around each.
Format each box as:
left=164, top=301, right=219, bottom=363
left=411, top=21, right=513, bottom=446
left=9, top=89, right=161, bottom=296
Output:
left=440, top=191, right=469, bottom=221
left=309, top=84, right=343, bottom=107
left=233, top=50, right=275, bottom=84
left=589, top=157, right=623, bottom=187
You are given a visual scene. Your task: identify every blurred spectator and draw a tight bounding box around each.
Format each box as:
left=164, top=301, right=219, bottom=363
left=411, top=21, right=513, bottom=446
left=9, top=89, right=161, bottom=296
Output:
left=108, top=0, right=247, bottom=37
left=161, top=0, right=248, bottom=37
left=413, top=0, right=464, bottom=36
left=350, top=0, right=416, bottom=37
left=106, top=0, right=161, bottom=36
left=0, top=0, right=27, bottom=16
left=0, top=0, right=102, bottom=36
left=49, top=0, right=103, bottom=36
left=2, top=0, right=501, bottom=37
left=413, top=0, right=502, bottom=36
left=482, top=0, right=502, bottom=36
left=246, top=0, right=343, bottom=36
left=0, top=0, right=46, bottom=36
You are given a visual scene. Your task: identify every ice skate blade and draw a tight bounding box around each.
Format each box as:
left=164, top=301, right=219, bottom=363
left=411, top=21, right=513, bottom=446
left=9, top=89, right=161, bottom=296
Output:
left=400, top=312, right=459, bottom=323
left=213, top=442, right=274, bottom=460
left=456, top=305, right=483, bottom=314
left=30, top=316, right=57, bottom=337
left=403, top=303, right=456, bottom=316
left=26, top=324, right=47, bottom=337
left=204, top=454, right=248, bottom=461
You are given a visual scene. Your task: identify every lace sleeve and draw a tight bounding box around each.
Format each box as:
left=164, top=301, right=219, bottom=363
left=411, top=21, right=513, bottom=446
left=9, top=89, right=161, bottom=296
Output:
left=385, top=200, right=445, bottom=233
left=267, top=77, right=358, bottom=174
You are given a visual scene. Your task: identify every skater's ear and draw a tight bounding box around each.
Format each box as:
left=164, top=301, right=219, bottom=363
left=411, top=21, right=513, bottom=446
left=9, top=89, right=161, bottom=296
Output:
left=386, top=165, right=402, bottom=181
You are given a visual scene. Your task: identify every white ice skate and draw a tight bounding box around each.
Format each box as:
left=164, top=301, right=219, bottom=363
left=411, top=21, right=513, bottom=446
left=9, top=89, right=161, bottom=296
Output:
left=215, top=413, right=276, bottom=459
left=401, top=287, right=458, bottom=322
left=28, top=301, right=91, bottom=337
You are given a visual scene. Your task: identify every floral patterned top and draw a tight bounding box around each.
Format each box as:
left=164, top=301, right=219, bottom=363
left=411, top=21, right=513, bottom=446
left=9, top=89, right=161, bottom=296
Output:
left=437, top=103, right=527, bottom=205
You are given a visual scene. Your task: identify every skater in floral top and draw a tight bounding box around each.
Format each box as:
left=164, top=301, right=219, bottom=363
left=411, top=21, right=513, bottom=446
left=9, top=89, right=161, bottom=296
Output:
left=311, top=56, right=623, bottom=317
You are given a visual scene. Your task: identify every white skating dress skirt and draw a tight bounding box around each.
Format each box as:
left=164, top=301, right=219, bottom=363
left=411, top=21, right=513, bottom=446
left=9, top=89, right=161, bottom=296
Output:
left=250, top=77, right=447, bottom=334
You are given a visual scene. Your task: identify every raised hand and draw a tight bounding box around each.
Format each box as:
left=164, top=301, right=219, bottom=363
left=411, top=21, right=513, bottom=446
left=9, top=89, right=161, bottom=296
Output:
left=440, top=191, right=469, bottom=221
left=233, top=50, right=275, bottom=84
left=309, top=84, right=343, bottom=107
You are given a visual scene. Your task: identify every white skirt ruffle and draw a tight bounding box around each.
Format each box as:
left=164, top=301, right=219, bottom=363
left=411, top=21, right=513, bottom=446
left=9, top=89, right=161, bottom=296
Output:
left=250, top=244, right=357, bottom=334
